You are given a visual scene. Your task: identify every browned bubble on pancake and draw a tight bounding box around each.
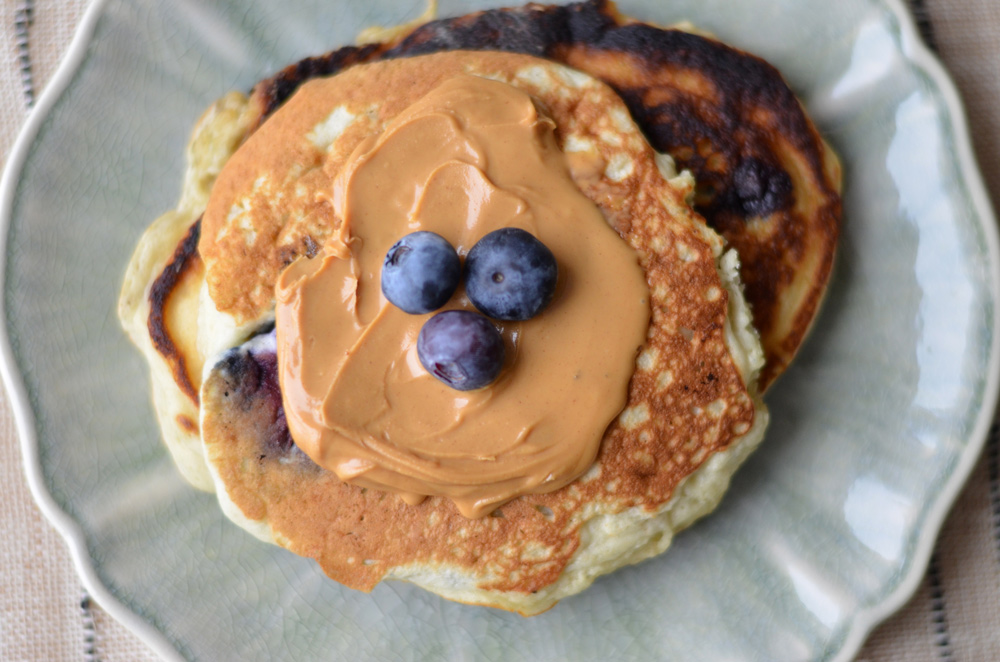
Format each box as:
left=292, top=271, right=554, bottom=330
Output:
left=243, top=0, right=841, bottom=389
left=199, top=52, right=759, bottom=609
left=147, top=217, right=203, bottom=404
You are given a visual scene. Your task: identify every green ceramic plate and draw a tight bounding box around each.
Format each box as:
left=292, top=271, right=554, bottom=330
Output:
left=3, top=1, right=998, bottom=659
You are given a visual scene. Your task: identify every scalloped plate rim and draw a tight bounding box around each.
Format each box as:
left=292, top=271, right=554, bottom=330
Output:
left=0, top=0, right=184, bottom=659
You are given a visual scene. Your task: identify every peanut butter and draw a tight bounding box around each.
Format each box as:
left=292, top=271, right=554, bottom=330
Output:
left=273, top=71, right=650, bottom=518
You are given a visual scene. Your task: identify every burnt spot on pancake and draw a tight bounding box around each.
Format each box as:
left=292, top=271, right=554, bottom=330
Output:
left=249, top=1, right=616, bottom=127
left=384, top=1, right=615, bottom=57
left=242, top=0, right=841, bottom=390
left=577, top=22, right=814, bottom=223
left=247, top=2, right=606, bottom=135
left=147, top=218, right=202, bottom=403
left=254, top=43, right=384, bottom=121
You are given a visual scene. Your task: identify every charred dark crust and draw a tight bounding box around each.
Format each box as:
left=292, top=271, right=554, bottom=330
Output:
left=388, top=8, right=829, bottom=220
left=248, top=0, right=831, bottom=223
left=147, top=218, right=202, bottom=403
left=385, top=0, right=616, bottom=58
left=247, top=2, right=617, bottom=132
left=254, top=43, right=385, bottom=120
left=250, top=1, right=613, bottom=127
left=600, top=32, right=808, bottom=219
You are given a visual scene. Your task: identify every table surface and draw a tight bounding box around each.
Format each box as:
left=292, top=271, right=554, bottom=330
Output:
left=2, top=1, right=999, bottom=660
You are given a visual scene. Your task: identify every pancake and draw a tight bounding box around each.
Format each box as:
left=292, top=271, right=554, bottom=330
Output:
left=112, top=0, right=845, bottom=614
left=196, top=51, right=767, bottom=614
left=248, top=0, right=841, bottom=389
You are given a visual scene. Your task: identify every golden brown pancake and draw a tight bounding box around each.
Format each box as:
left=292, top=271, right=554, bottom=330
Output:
left=196, top=51, right=767, bottom=615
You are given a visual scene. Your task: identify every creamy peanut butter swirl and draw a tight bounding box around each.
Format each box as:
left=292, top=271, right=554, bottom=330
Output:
left=273, top=73, right=649, bottom=518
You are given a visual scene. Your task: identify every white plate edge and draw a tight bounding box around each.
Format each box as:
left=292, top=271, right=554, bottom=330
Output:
left=0, top=1, right=995, bottom=661
left=831, top=1, right=1000, bottom=660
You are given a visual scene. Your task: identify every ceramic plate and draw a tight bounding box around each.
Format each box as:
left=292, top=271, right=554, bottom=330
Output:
left=3, top=0, right=998, bottom=660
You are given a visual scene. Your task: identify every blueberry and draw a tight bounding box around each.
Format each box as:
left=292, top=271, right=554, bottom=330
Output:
left=382, top=231, right=461, bottom=314
left=417, top=310, right=505, bottom=391
left=465, top=228, right=557, bottom=321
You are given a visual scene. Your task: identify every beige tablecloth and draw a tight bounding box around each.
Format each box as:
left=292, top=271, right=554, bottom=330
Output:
left=2, top=1, right=999, bottom=660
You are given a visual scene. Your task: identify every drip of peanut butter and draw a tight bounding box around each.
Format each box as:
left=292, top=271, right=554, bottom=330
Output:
left=274, top=73, right=650, bottom=518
